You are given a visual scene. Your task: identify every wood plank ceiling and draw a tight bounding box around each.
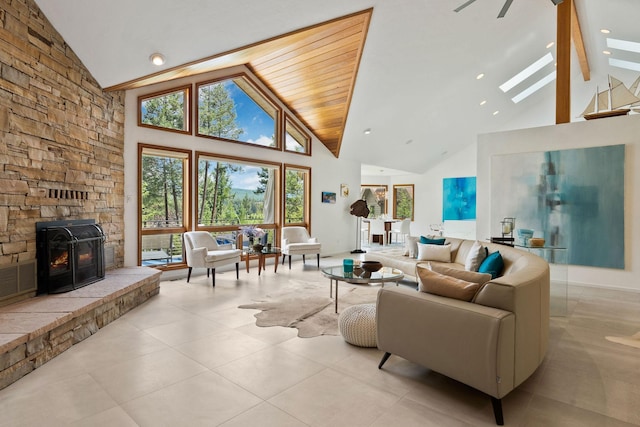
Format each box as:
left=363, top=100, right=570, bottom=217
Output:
left=106, top=9, right=373, bottom=158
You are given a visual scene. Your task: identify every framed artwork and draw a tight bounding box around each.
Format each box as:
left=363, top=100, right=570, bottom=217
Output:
left=340, top=184, right=349, bottom=197
left=443, top=177, right=477, bottom=221
left=321, top=191, right=336, bottom=204
left=491, top=144, right=625, bottom=269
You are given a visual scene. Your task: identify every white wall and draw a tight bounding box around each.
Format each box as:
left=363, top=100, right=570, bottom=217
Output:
left=378, top=144, right=478, bottom=240
left=478, top=114, right=640, bottom=290
left=123, top=65, right=360, bottom=268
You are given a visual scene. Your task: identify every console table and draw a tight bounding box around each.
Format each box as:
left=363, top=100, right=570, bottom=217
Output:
left=515, top=244, right=568, bottom=316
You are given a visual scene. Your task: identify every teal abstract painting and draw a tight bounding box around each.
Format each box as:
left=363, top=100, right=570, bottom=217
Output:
left=491, top=144, right=625, bottom=269
left=443, top=177, right=477, bottom=221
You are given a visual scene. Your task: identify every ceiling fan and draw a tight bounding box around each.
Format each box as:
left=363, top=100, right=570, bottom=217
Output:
left=455, top=0, right=564, bottom=18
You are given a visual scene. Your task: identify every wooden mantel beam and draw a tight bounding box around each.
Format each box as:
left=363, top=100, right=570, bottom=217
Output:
left=556, top=0, right=572, bottom=124
left=571, top=0, right=590, bottom=81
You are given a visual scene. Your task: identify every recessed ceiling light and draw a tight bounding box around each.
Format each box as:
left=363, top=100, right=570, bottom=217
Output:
left=601, top=29, right=611, bottom=34
left=493, top=110, right=499, bottom=115
left=363, top=128, right=372, bottom=135
left=499, top=52, right=554, bottom=93
left=480, top=100, right=487, bottom=106
left=603, top=50, right=611, bottom=55
left=546, top=42, right=555, bottom=49
left=476, top=73, right=485, bottom=80
left=149, top=53, right=166, bottom=66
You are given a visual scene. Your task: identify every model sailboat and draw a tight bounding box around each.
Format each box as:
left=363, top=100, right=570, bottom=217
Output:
left=581, top=75, right=640, bottom=120
left=629, top=75, right=640, bottom=112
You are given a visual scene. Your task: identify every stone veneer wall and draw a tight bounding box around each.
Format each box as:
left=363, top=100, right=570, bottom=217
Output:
left=0, top=1, right=125, bottom=274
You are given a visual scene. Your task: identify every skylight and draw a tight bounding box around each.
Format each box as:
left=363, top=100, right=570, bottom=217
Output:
left=511, top=71, right=557, bottom=103
left=606, top=38, right=640, bottom=54
left=606, top=38, right=640, bottom=72
left=609, top=58, right=640, bottom=72
left=499, top=53, right=554, bottom=93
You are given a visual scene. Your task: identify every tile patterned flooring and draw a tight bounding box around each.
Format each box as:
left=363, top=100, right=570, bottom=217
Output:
left=1, top=252, right=639, bottom=426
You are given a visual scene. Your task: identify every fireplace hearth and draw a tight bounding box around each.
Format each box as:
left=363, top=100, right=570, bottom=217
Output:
left=36, top=219, right=106, bottom=294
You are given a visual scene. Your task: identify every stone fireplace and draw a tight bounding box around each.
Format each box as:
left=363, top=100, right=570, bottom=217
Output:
left=36, top=220, right=106, bottom=294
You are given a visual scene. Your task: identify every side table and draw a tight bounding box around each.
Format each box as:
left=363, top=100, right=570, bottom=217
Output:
left=244, top=247, right=281, bottom=275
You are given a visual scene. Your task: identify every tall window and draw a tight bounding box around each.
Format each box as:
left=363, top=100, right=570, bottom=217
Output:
left=196, top=74, right=279, bottom=149
left=138, top=85, right=191, bottom=134
left=139, top=145, right=191, bottom=267
left=196, top=152, right=280, bottom=245
left=284, top=164, right=311, bottom=226
left=393, top=184, right=414, bottom=220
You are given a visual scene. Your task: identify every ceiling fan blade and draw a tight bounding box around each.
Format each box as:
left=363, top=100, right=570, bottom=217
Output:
left=497, top=0, right=514, bottom=18
left=454, top=0, right=478, bottom=13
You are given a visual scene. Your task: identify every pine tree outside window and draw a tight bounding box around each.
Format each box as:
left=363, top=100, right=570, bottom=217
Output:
left=284, top=165, right=310, bottom=227
left=138, top=145, right=191, bottom=268
left=138, top=85, right=191, bottom=133
left=196, top=75, right=279, bottom=149
left=196, top=153, right=281, bottom=247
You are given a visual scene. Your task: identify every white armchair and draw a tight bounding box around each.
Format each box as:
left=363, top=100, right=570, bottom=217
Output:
left=183, top=231, right=242, bottom=287
left=281, top=226, right=321, bottom=269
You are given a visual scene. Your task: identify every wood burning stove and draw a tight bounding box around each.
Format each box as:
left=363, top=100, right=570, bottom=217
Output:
left=36, top=219, right=106, bottom=294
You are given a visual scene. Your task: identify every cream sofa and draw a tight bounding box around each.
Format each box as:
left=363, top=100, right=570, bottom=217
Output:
left=370, top=237, right=550, bottom=425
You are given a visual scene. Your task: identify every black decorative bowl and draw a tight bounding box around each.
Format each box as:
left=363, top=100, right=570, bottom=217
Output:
left=360, top=261, right=382, bottom=273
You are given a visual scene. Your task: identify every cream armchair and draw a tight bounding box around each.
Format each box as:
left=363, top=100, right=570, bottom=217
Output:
left=183, top=231, right=241, bottom=287
left=281, top=226, right=321, bottom=269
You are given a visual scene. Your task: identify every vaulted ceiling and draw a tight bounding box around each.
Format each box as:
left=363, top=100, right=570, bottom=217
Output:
left=34, top=0, right=640, bottom=175
left=105, top=9, right=372, bottom=158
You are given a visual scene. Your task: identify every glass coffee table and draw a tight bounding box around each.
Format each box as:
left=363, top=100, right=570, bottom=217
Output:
left=244, top=247, right=282, bottom=275
left=321, top=265, right=404, bottom=313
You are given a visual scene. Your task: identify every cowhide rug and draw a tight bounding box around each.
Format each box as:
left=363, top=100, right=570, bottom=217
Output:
left=239, top=281, right=379, bottom=338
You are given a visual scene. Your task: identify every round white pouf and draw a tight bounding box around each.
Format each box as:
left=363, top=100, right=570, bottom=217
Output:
left=338, top=303, right=377, bottom=347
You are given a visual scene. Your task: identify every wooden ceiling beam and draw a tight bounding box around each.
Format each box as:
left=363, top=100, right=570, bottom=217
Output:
left=571, top=0, right=590, bottom=81
left=556, top=0, right=572, bottom=124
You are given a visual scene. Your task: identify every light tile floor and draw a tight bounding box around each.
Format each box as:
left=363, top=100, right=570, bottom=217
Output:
left=1, top=252, right=639, bottom=426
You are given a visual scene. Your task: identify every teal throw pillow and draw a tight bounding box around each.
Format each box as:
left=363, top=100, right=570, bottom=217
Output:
left=478, top=251, right=504, bottom=279
left=419, top=236, right=446, bottom=245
